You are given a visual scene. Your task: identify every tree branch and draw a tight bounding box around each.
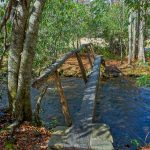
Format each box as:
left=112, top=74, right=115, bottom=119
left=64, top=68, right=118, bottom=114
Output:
left=0, top=0, right=14, bottom=32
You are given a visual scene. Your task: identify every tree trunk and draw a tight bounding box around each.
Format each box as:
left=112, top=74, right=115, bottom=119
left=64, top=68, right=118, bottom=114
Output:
left=8, top=0, right=31, bottom=114
left=120, top=38, right=123, bottom=64
left=128, top=10, right=132, bottom=65
left=132, top=11, right=137, bottom=61
left=14, top=0, right=46, bottom=121
left=8, top=0, right=46, bottom=122
left=138, top=4, right=146, bottom=63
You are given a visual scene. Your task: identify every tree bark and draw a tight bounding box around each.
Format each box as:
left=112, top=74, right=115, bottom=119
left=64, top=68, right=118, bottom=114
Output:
left=138, top=3, right=146, bottom=63
left=14, top=0, right=46, bottom=121
left=128, top=9, right=132, bottom=65
left=132, top=11, right=137, bottom=61
left=8, top=0, right=31, bottom=114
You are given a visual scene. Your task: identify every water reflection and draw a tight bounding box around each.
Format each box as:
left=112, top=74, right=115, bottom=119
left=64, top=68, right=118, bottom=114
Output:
left=95, top=77, right=150, bottom=149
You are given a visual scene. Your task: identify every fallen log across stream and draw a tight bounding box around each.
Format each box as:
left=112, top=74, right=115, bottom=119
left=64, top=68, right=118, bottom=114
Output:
left=48, top=56, right=114, bottom=150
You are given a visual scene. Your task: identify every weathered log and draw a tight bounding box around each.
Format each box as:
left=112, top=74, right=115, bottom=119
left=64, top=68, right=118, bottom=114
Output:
left=65, top=55, right=102, bottom=149
left=32, top=44, right=87, bottom=88
left=75, top=52, right=87, bottom=83
left=54, top=71, right=72, bottom=127
left=76, top=55, right=101, bottom=125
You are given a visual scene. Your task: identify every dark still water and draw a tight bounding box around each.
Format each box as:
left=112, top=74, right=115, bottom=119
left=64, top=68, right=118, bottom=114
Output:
left=95, top=77, right=150, bottom=149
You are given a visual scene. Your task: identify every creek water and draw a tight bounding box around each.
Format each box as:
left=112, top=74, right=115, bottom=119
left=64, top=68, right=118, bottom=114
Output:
left=94, top=77, right=150, bottom=149
left=0, top=77, right=150, bottom=149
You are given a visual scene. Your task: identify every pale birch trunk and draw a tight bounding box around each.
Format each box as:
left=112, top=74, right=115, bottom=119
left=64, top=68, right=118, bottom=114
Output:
left=132, top=11, right=137, bottom=61
left=128, top=10, right=132, bottom=65
left=138, top=2, right=146, bottom=63
left=8, top=0, right=31, bottom=114
left=8, top=0, right=46, bottom=121
left=14, top=0, right=46, bottom=121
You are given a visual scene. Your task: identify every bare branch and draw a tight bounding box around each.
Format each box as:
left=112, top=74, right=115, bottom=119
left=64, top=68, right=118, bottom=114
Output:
left=0, top=0, right=14, bottom=32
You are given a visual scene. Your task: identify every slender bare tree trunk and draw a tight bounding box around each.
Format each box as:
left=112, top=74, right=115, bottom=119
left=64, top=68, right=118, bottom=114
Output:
left=8, top=0, right=31, bottom=114
left=138, top=3, right=146, bottom=63
left=132, top=11, right=137, bottom=61
left=128, top=10, right=132, bottom=65
left=14, top=0, right=46, bottom=121
left=8, top=0, right=46, bottom=122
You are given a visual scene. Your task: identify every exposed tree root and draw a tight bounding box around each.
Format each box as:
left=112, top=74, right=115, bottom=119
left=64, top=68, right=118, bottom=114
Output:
left=7, top=120, right=21, bottom=137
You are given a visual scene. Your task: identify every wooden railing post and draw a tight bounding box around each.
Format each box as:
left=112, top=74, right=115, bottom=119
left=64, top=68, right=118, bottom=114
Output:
left=75, top=52, right=87, bottom=83
left=54, top=71, right=72, bottom=127
left=89, top=44, right=95, bottom=59
left=34, top=86, right=48, bottom=125
left=85, top=45, right=93, bottom=68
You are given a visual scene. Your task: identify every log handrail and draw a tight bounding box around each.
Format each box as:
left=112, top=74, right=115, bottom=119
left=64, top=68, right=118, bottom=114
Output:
left=32, top=43, right=92, bottom=88
left=33, top=43, right=97, bottom=127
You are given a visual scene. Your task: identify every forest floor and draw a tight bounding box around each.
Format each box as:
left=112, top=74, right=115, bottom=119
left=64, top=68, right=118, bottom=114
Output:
left=0, top=109, right=51, bottom=150
left=59, top=54, right=150, bottom=77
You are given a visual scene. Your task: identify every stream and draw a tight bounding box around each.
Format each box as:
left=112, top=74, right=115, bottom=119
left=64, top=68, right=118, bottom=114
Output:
left=0, top=77, right=150, bottom=149
left=95, top=77, right=150, bottom=149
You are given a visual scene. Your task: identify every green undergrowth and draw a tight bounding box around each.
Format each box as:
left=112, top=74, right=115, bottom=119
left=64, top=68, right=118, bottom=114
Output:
left=94, top=46, right=122, bottom=60
left=136, top=74, right=150, bottom=87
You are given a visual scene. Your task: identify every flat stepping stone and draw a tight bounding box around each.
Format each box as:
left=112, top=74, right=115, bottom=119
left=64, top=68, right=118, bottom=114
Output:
left=48, top=124, right=113, bottom=150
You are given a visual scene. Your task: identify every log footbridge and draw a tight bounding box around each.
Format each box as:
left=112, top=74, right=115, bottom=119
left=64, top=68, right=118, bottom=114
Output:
left=32, top=44, right=114, bottom=150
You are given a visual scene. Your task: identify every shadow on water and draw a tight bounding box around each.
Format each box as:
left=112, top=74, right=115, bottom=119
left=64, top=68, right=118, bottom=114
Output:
left=94, top=77, right=150, bottom=150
